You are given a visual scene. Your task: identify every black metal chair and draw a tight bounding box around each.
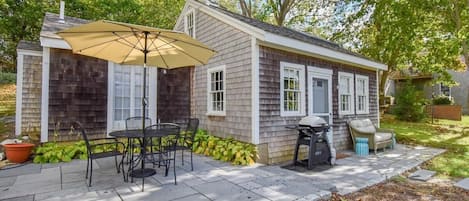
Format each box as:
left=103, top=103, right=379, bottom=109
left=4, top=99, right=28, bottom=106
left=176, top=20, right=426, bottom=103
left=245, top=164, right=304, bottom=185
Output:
left=73, top=121, right=126, bottom=187
left=144, top=123, right=180, bottom=185
left=176, top=118, right=199, bottom=171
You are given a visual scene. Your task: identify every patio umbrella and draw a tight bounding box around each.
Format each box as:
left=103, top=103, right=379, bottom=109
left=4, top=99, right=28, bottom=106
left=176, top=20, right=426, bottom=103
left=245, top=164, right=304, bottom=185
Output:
left=57, top=20, right=215, bottom=191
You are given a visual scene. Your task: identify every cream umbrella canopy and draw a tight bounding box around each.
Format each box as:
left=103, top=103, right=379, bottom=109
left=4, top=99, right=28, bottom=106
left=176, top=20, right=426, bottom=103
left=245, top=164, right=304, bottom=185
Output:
left=57, top=20, right=215, bottom=190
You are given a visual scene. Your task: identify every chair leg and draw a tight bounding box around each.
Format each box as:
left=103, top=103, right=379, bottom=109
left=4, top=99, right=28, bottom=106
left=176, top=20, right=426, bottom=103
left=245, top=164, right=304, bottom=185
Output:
left=115, top=155, right=119, bottom=173
left=173, top=151, right=177, bottom=185
left=181, top=149, right=184, bottom=166
left=190, top=150, right=193, bottom=171
left=374, top=148, right=378, bottom=155
left=89, top=159, right=93, bottom=187
left=85, top=158, right=90, bottom=179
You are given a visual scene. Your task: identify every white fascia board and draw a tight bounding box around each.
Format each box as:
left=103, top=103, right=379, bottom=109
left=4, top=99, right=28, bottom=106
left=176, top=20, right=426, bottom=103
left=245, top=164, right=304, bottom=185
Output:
left=40, top=47, right=50, bottom=142
left=263, top=33, right=387, bottom=71
left=17, top=49, right=42, bottom=57
left=174, top=2, right=191, bottom=31
left=15, top=54, right=24, bottom=136
left=184, top=0, right=265, bottom=39
left=40, top=36, right=71, bottom=50
left=251, top=37, right=260, bottom=144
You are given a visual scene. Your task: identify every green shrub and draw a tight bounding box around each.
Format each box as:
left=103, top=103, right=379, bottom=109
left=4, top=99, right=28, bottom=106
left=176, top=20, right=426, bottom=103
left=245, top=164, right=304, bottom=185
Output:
left=393, top=80, right=427, bottom=122
left=432, top=95, right=453, bottom=105
left=0, top=72, right=16, bottom=84
left=33, top=141, right=87, bottom=163
left=193, top=129, right=258, bottom=165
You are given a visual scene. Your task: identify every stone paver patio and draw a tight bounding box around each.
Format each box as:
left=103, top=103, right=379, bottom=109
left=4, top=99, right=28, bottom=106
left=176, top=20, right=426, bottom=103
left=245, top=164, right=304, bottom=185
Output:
left=0, top=144, right=444, bottom=201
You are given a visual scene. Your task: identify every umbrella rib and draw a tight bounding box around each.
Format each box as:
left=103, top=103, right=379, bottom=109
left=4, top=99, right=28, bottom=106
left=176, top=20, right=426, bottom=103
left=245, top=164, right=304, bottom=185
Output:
left=114, top=31, right=144, bottom=52
left=156, top=34, right=216, bottom=52
left=153, top=44, right=170, bottom=68
left=151, top=38, right=207, bottom=65
left=73, top=32, right=138, bottom=52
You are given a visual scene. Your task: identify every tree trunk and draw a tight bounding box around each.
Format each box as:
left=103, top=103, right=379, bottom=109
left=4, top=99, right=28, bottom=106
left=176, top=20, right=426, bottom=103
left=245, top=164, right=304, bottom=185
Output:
left=379, top=70, right=389, bottom=106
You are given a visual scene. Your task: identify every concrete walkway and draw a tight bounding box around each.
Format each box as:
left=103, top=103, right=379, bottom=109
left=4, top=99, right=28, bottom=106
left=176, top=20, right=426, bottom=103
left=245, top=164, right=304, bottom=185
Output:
left=0, top=144, right=444, bottom=201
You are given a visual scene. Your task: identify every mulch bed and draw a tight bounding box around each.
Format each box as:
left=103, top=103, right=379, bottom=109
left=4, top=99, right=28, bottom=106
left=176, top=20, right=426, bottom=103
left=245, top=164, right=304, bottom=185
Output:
left=323, top=179, right=469, bottom=201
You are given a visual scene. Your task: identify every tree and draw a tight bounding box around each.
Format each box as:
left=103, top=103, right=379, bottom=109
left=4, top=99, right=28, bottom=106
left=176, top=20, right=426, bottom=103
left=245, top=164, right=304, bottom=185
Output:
left=332, top=0, right=465, bottom=102
left=266, top=0, right=297, bottom=26
left=0, top=0, right=49, bottom=72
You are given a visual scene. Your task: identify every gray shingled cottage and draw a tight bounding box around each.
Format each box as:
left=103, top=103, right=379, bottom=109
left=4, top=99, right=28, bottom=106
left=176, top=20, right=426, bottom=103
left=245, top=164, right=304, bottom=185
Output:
left=16, top=0, right=387, bottom=164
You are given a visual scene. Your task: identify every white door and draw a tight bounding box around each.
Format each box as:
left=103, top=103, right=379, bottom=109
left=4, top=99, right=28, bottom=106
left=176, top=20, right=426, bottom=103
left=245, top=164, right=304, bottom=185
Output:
left=308, top=66, right=333, bottom=145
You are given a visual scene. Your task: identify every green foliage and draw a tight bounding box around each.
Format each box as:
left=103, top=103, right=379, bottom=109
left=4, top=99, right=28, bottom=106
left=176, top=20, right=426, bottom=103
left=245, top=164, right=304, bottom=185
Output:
left=0, top=0, right=185, bottom=72
left=393, top=81, right=427, bottom=122
left=432, top=95, right=453, bottom=105
left=33, top=141, right=87, bottom=163
left=193, top=129, right=258, bottom=165
left=0, top=72, right=16, bottom=84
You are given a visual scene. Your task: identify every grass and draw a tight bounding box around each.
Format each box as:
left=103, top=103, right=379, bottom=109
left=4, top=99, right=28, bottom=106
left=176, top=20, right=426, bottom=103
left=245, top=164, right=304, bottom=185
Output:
left=0, top=84, right=16, bottom=117
left=381, top=114, right=469, bottom=178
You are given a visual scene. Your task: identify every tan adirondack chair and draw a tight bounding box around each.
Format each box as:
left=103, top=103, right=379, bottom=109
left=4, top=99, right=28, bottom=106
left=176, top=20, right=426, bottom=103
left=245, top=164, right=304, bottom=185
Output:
left=348, top=119, right=395, bottom=154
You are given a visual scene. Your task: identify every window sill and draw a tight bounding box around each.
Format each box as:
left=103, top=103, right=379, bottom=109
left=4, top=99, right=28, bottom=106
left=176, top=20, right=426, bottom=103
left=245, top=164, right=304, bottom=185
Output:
left=356, top=111, right=370, bottom=115
left=206, top=111, right=226, bottom=117
left=280, top=112, right=306, bottom=117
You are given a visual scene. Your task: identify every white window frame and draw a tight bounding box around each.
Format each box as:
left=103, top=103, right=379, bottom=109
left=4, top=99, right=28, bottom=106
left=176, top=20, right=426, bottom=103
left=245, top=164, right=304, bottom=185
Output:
left=439, top=83, right=451, bottom=97
left=355, top=74, right=369, bottom=114
left=207, top=65, right=226, bottom=116
left=280, top=62, right=306, bottom=117
left=338, top=72, right=355, bottom=115
left=107, top=62, right=157, bottom=133
left=184, top=8, right=196, bottom=38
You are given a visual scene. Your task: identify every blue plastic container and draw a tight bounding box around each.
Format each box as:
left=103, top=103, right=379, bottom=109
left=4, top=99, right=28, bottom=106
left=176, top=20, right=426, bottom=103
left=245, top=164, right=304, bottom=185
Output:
left=355, top=137, right=369, bottom=156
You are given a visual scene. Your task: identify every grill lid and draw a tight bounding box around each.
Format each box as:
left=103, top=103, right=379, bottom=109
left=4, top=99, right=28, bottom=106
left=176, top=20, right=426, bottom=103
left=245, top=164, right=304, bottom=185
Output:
left=298, top=116, right=327, bottom=127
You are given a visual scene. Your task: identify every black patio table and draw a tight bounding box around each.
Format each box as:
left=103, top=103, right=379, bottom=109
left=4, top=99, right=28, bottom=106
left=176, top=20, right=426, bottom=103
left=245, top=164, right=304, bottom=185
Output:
left=109, top=125, right=180, bottom=186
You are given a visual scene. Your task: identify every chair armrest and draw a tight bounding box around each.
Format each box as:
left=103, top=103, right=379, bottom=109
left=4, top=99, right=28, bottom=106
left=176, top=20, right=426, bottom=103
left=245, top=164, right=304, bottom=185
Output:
left=376, top=128, right=394, bottom=134
left=90, top=141, right=125, bottom=150
left=88, top=137, right=118, bottom=142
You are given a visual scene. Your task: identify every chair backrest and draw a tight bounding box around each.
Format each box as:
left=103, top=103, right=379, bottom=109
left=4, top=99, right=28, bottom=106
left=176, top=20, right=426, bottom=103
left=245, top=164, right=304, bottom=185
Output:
left=72, top=121, right=92, bottom=155
left=348, top=119, right=376, bottom=134
left=185, top=118, right=199, bottom=144
left=144, top=123, right=181, bottom=147
left=126, top=116, right=152, bottom=130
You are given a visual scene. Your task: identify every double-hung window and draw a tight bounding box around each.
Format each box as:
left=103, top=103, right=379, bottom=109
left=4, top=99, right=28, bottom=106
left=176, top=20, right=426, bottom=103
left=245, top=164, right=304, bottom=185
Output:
left=207, top=65, right=226, bottom=116
left=355, top=75, right=369, bottom=114
left=280, top=62, right=306, bottom=116
left=338, top=72, right=354, bottom=115
left=184, top=9, right=195, bottom=38
left=108, top=63, right=157, bottom=131
left=440, top=83, right=451, bottom=97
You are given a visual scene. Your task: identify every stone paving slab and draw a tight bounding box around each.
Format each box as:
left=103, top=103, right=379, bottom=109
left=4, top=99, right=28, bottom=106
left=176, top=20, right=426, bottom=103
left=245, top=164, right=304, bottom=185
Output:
left=0, top=144, right=445, bottom=201
left=455, top=178, right=469, bottom=190
left=408, top=169, right=436, bottom=181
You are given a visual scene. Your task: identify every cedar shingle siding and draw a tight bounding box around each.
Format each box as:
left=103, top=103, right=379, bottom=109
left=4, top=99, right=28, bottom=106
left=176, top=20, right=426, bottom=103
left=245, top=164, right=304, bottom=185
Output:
left=259, top=46, right=378, bottom=164
left=157, top=67, right=192, bottom=123
left=175, top=7, right=253, bottom=142
left=48, top=49, right=108, bottom=141
left=21, top=55, right=43, bottom=134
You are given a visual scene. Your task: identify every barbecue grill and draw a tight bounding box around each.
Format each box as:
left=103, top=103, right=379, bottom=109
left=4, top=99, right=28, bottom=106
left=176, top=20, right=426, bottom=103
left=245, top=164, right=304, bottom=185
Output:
left=289, top=116, right=333, bottom=169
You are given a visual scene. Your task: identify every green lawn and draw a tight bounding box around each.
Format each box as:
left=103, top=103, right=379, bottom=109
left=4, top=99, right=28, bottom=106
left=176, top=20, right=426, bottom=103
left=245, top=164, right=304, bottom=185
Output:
left=381, top=115, right=469, bottom=178
left=0, top=84, right=16, bottom=117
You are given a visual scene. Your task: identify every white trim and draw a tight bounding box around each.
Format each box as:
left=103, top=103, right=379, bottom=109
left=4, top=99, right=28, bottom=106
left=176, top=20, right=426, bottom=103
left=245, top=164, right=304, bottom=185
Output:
left=280, top=62, right=306, bottom=117
left=251, top=37, right=260, bottom=144
left=17, top=49, right=42, bottom=57
left=40, top=36, right=71, bottom=49
left=106, top=63, right=158, bottom=133
left=376, top=70, right=380, bottom=127
left=177, top=0, right=265, bottom=39
left=264, top=34, right=387, bottom=71
left=15, top=54, right=24, bottom=136
left=40, top=47, right=50, bottom=142
left=184, top=8, right=196, bottom=38
left=355, top=74, right=370, bottom=114
left=106, top=62, right=114, bottom=134
left=307, top=66, right=333, bottom=143
left=338, top=72, right=355, bottom=116
left=206, top=65, right=226, bottom=116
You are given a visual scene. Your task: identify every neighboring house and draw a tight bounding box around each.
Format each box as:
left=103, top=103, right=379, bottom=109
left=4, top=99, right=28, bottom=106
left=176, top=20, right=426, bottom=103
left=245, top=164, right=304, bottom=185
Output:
left=387, top=69, right=469, bottom=114
left=16, top=0, right=387, bottom=164
left=173, top=0, right=385, bottom=164
left=16, top=12, right=192, bottom=142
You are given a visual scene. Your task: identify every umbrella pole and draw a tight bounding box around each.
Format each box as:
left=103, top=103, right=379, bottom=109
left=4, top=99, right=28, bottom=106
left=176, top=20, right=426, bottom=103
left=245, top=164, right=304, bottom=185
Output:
left=141, top=31, right=149, bottom=192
